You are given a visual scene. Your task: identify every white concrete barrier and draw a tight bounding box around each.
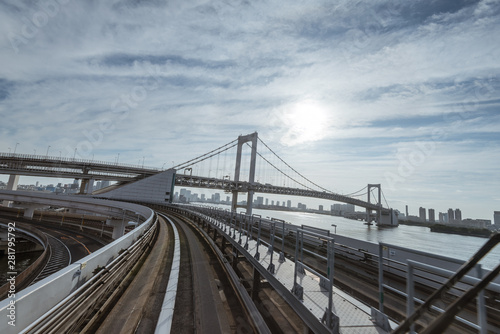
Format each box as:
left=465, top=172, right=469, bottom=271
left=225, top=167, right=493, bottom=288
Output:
left=0, top=193, right=154, bottom=333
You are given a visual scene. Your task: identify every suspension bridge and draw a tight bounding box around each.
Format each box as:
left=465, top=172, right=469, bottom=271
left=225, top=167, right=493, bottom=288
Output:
left=171, top=132, right=396, bottom=225
left=0, top=132, right=397, bottom=225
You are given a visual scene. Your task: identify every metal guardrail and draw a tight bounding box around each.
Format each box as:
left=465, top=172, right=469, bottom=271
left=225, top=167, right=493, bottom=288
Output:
left=291, top=227, right=338, bottom=332
left=390, top=233, right=500, bottom=333
left=174, top=204, right=342, bottom=334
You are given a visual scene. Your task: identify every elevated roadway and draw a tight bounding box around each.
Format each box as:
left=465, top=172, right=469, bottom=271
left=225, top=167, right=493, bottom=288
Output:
left=0, top=152, right=158, bottom=182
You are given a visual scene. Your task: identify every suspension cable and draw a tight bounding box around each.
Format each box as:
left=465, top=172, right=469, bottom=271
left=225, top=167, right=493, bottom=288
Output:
left=247, top=143, right=315, bottom=191
left=257, top=137, right=335, bottom=193
left=381, top=189, right=390, bottom=208
left=344, top=185, right=368, bottom=197
left=173, top=140, right=238, bottom=170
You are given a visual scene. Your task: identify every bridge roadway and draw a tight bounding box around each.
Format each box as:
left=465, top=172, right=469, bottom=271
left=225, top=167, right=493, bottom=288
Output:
left=175, top=174, right=385, bottom=212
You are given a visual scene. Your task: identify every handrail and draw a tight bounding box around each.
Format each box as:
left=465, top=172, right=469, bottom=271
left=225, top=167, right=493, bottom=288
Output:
left=392, top=232, right=500, bottom=333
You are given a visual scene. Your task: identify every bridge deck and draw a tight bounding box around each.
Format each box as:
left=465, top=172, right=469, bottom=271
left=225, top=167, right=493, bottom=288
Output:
left=210, top=218, right=394, bottom=333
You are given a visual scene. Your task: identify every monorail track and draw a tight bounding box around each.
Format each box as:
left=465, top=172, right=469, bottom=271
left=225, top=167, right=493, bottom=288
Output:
left=161, top=211, right=271, bottom=333
left=30, top=233, right=71, bottom=285
left=173, top=205, right=500, bottom=333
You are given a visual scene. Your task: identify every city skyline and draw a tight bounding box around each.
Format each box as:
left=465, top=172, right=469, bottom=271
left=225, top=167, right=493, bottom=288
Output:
left=1, top=1, right=499, bottom=220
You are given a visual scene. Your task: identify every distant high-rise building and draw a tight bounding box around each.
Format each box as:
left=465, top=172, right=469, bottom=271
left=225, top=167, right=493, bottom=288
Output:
left=256, top=196, right=264, bottom=206
left=448, top=208, right=455, bottom=224
left=287, top=200, right=291, bottom=208
left=439, top=212, right=444, bottom=223
left=419, top=207, right=426, bottom=221
left=265, top=198, right=269, bottom=206
left=455, top=209, right=462, bottom=223
left=406, top=205, right=409, bottom=217
left=319, top=205, right=323, bottom=211
left=494, top=211, right=500, bottom=226
left=428, top=209, right=435, bottom=223
left=276, top=201, right=280, bottom=206
left=344, top=204, right=355, bottom=212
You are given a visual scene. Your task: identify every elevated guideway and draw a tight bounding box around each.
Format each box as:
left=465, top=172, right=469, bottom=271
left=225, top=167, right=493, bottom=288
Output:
left=0, top=193, right=155, bottom=334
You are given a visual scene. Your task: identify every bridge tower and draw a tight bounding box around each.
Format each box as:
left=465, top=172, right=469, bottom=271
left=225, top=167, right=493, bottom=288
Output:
left=366, top=184, right=382, bottom=225
left=231, top=132, right=258, bottom=215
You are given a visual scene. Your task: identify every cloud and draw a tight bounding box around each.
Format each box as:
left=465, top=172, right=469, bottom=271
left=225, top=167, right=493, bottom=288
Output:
left=0, top=0, right=499, bottom=218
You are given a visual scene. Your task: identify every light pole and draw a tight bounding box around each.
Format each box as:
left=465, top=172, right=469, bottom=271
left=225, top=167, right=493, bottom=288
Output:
left=142, top=156, right=145, bottom=168
left=8, top=147, right=11, bottom=154
left=13, top=142, right=19, bottom=154
left=46, top=145, right=51, bottom=157
left=73, top=148, right=77, bottom=160
left=116, top=153, right=120, bottom=164
left=33, top=149, right=36, bottom=155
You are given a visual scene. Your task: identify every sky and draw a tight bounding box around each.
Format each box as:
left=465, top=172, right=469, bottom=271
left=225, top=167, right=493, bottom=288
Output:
left=0, top=0, right=499, bottom=220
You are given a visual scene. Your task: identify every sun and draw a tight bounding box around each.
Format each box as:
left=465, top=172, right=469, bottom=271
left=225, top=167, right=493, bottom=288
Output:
left=282, top=100, right=330, bottom=145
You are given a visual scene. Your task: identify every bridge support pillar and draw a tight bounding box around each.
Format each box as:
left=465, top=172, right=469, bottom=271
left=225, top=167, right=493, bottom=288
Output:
left=23, top=204, right=45, bottom=219
left=107, top=218, right=126, bottom=239
left=2, top=174, right=20, bottom=207
left=366, top=184, right=382, bottom=225
left=231, top=132, right=258, bottom=216
left=79, top=179, right=90, bottom=194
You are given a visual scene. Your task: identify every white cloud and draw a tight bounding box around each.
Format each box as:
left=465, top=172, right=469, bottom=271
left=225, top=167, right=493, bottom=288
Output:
left=0, top=0, right=499, bottom=218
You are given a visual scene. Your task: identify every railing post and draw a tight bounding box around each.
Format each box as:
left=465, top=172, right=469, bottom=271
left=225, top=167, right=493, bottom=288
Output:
left=267, top=221, right=275, bottom=274
left=407, top=262, right=415, bottom=334
left=291, top=228, right=303, bottom=300
left=378, top=243, right=384, bottom=313
left=254, top=217, right=261, bottom=261
left=476, top=264, right=487, bottom=334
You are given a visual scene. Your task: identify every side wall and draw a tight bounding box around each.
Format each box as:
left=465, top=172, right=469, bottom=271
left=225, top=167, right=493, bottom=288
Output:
left=97, top=169, right=176, bottom=203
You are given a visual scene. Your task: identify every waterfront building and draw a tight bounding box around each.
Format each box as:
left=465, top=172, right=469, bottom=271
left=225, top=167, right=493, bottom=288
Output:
left=455, top=208, right=462, bottom=223
left=428, top=209, right=435, bottom=223
left=495, top=211, right=500, bottom=226
left=419, top=207, right=426, bottom=221
left=448, top=208, right=455, bottom=224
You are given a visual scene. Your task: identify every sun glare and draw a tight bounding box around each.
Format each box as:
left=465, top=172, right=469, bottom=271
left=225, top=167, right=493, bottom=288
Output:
left=282, top=100, right=330, bottom=145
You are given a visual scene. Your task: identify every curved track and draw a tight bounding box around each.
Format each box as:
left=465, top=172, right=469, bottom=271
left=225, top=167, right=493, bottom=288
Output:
left=167, top=212, right=236, bottom=333
left=30, top=233, right=71, bottom=285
